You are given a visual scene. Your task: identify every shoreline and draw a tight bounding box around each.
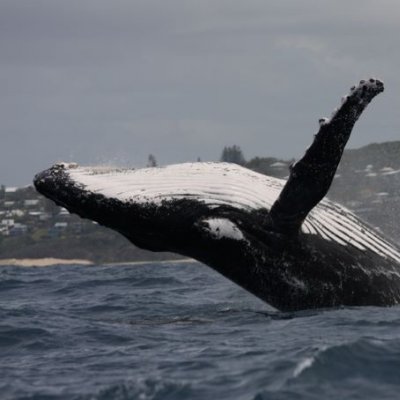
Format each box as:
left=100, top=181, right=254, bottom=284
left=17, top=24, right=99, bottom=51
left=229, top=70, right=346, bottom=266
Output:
left=0, top=257, right=194, bottom=267
left=103, top=258, right=194, bottom=266
left=0, top=258, right=94, bottom=267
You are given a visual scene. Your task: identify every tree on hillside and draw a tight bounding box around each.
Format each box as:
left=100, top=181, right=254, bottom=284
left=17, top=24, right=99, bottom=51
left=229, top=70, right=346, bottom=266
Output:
left=147, top=154, right=157, bottom=167
left=220, top=145, right=246, bottom=165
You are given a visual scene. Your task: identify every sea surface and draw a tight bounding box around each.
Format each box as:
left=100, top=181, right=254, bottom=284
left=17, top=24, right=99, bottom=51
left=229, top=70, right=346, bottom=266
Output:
left=2, top=260, right=400, bottom=400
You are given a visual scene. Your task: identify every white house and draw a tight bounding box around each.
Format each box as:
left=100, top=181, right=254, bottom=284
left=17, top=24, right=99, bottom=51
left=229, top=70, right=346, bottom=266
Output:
left=54, top=222, right=68, bottom=229
left=1, top=219, right=14, bottom=227
left=24, top=199, right=40, bottom=207
left=11, top=209, right=25, bottom=217
left=270, top=161, right=287, bottom=169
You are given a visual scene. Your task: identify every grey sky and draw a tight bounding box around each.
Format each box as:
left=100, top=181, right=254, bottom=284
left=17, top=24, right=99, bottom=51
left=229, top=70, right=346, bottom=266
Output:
left=1, top=0, right=400, bottom=185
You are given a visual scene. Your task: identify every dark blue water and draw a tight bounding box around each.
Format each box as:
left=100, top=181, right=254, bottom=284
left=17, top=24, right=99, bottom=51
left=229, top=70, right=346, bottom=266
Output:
left=2, top=261, right=400, bottom=399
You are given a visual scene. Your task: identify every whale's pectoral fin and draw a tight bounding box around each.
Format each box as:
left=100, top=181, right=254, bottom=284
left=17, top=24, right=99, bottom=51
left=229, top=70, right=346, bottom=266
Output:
left=269, top=79, right=384, bottom=234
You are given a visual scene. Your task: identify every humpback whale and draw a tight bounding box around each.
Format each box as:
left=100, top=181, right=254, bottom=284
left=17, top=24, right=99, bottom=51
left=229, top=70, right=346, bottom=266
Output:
left=34, top=78, right=400, bottom=311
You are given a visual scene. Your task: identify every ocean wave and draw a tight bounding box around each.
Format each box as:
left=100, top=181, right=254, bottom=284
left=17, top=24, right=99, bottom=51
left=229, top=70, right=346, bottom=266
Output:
left=0, top=279, right=26, bottom=291
left=3, top=262, right=400, bottom=400
left=290, top=337, right=400, bottom=383
left=91, top=379, right=193, bottom=400
left=0, top=325, right=52, bottom=348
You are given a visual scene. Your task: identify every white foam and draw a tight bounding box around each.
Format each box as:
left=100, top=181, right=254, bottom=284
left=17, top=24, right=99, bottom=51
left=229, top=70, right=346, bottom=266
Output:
left=293, top=357, right=315, bottom=377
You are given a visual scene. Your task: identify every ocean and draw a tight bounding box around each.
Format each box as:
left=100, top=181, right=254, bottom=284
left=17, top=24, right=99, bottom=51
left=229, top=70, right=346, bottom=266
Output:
left=1, top=260, right=400, bottom=400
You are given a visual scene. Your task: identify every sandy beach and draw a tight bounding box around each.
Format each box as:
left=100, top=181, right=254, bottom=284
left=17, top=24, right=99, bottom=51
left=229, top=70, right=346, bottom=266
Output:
left=0, top=258, right=193, bottom=267
left=0, top=258, right=93, bottom=267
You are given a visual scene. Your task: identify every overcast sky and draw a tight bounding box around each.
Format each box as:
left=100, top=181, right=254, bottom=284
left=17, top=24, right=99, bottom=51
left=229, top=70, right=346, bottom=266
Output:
left=1, top=0, right=400, bottom=185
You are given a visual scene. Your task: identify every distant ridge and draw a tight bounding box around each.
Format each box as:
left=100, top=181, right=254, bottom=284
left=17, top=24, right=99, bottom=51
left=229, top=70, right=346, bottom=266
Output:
left=329, top=141, right=400, bottom=242
left=340, top=141, right=400, bottom=171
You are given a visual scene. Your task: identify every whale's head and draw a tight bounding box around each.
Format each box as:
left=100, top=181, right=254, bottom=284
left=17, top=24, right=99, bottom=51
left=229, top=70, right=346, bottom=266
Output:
left=34, top=163, right=80, bottom=211
left=33, top=162, right=277, bottom=256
